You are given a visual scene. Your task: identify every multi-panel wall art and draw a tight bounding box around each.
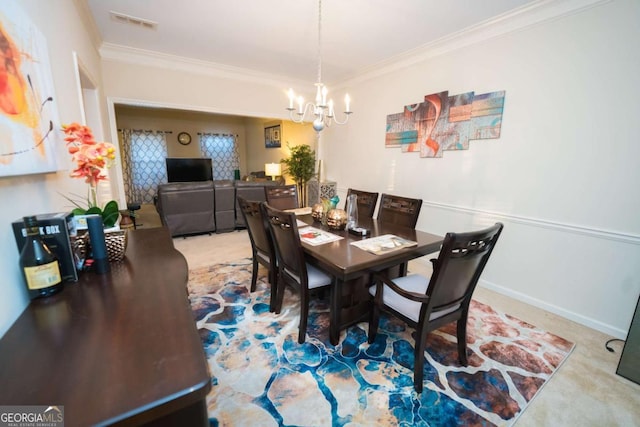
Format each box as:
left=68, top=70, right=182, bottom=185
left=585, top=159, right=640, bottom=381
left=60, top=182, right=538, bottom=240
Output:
left=385, top=90, right=505, bottom=158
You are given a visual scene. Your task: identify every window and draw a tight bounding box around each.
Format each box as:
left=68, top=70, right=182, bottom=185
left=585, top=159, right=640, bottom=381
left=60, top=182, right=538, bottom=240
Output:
left=199, top=133, right=239, bottom=180
left=120, top=130, right=168, bottom=204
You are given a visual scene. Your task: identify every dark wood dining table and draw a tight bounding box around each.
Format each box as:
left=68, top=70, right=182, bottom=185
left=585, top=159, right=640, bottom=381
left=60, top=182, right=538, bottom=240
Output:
left=297, top=215, right=443, bottom=345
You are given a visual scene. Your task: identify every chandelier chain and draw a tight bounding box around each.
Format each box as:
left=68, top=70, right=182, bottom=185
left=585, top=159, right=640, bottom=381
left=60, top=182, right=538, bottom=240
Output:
left=285, top=0, right=352, bottom=133
left=317, top=0, right=322, bottom=85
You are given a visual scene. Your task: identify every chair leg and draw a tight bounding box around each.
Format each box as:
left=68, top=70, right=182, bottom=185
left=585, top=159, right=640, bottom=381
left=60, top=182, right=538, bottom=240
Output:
left=273, top=275, right=286, bottom=314
left=298, top=291, right=309, bottom=344
left=457, top=315, right=469, bottom=366
left=368, top=302, right=380, bottom=344
left=250, top=258, right=259, bottom=292
left=268, top=269, right=277, bottom=312
left=414, top=329, right=427, bottom=393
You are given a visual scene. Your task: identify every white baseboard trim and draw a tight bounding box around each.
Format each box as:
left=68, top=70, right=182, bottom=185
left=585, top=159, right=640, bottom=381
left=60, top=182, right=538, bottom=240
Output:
left=479, top=279, right=627, bottom=339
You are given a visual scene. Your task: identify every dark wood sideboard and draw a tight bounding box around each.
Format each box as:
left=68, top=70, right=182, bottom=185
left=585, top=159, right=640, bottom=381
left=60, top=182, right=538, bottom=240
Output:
left=0, top=228, right=211, bottom=426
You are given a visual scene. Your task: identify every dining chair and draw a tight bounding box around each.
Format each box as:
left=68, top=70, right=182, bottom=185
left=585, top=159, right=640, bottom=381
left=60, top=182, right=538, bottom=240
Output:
left=237, top=196, right=277, bottom=305
left=377, top=193, right=423, bottom=276
left=377, top=193, right=423, bottom=229
left=368, top=222, right=504, bottom=393
left=344, top=188, right=379, bottom=219
left=264, top=184, right=300, bottom=210
left=262, top=202, right=334, bottom=343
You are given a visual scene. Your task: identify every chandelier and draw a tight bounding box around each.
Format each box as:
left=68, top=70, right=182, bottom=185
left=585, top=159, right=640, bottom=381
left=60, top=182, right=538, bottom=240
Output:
left=286, top=0, right=352, bottom=132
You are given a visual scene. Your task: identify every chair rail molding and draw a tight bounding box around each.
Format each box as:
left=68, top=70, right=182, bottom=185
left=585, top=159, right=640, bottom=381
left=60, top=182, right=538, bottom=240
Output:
left=421, top=199, right=639, bottom=246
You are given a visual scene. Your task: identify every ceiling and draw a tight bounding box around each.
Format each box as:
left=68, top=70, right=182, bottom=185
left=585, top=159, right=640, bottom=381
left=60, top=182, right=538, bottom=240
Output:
left=85, top=0, right=537, bottom=85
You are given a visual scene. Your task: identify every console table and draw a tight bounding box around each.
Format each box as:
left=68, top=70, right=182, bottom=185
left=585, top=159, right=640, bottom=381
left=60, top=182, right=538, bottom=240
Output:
left=0, top=228, right=211, bottom=426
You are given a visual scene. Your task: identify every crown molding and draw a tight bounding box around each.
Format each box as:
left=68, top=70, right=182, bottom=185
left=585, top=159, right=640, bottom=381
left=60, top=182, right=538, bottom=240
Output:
left=97, top=0, right=610, bottom=89
left=73, top=0, right=102, bottom=50
left=343, top=0, right=611, bottom=86
left=99, top=43, right=309, bottom=89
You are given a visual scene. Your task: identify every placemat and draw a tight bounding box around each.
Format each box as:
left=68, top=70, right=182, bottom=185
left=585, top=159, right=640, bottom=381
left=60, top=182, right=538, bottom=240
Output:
left=350, top=234, right=417, bottom=255
left=298, top=226, right=343, bottom=246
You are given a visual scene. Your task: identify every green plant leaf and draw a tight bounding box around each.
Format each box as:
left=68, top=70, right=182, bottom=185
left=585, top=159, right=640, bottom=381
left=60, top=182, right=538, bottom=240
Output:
left=281, top=144, right=316, bottom=185
left=102, top=201, right=120, bottom=228
left=85, top=206, right=102, bottom=215
left=71, top=207, right=87, bottom=216
left=60, top=192, right=92, bottom=210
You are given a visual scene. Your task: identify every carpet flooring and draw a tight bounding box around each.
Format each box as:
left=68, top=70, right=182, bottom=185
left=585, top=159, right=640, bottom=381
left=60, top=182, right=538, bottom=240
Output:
left=187, top=259, right=575, bottom=427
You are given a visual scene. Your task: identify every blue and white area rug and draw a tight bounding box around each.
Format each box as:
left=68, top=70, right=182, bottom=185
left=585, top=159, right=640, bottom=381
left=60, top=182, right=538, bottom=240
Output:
left=188, top=259, right=574, bottom=427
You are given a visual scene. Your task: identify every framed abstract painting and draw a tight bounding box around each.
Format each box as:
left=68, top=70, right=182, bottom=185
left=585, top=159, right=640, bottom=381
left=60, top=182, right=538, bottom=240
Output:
left=0, top=3, right=60, bottom=177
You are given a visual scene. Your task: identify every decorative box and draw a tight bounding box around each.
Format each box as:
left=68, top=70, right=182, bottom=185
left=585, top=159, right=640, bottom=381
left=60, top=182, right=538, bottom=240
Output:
left=12, top=212, right=78, bottom=282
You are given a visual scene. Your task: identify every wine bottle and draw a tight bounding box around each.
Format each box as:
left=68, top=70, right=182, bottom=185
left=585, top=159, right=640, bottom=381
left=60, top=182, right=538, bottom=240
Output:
left=19, top=216, right=64, bottom=299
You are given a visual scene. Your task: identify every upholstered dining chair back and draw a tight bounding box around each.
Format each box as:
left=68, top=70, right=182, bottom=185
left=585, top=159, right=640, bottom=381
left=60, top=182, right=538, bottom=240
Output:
left=237, top=196, right=277, bottom=302
left=377, top=193, right=423, bottom=277
left=262, top=202, right=333, bottom=343
left=368, top=222, right=504, bottom=393
left=428, top=224, right=503, bottom=310
left=264, top=184, right=299, bottom=210
left=377, top=193, right=422, bottom=229
left=344, top=188, right=379, bottom=219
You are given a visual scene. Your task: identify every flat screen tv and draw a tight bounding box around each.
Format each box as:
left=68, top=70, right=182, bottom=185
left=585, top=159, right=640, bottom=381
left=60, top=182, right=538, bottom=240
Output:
left=166, top=157, right=213, bottom=182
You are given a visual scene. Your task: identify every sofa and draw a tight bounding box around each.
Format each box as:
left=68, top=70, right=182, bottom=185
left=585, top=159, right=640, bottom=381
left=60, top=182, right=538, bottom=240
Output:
left=155, top=180, right=279, bottom=237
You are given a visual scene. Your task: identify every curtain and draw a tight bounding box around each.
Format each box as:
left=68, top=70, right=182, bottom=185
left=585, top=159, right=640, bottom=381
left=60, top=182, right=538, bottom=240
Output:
left=199, top=133, right=239, bottom=180
left=119, top=129, right=168, bottom=204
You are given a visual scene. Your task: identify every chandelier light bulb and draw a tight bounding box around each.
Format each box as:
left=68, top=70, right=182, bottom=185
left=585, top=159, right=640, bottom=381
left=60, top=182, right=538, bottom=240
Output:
left=287, top=88, right=295, bottom=109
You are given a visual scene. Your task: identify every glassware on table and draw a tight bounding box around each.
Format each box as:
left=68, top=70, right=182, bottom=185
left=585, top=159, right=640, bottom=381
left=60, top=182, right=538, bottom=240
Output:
left=346, top=193, right=358, bottom=230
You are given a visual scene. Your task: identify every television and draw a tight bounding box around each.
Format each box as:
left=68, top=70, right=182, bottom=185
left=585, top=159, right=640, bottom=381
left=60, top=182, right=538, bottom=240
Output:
left=166, top=157, right=213, bottom=182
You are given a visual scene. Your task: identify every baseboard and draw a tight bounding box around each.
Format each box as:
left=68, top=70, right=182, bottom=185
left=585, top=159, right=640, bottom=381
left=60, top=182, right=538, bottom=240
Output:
left=409, top=255, right=627, bottom=337
left=479, top=279, right=627, bottom=339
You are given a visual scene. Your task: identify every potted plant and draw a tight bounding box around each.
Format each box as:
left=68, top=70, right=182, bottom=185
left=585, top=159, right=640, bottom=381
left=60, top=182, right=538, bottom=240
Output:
left=61, top=123, right=120, bottom=228
left=281, top=144, right=317, bottom=207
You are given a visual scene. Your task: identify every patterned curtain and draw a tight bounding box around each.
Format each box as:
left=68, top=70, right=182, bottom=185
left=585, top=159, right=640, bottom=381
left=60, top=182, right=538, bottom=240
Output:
left=119, top=129, right=168, bottom=204
left=199, top=133, right=239, bottom=180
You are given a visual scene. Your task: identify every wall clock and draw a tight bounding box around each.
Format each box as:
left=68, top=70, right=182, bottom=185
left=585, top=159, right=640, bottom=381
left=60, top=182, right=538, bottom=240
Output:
left=177, top=132, right=192, bottom=145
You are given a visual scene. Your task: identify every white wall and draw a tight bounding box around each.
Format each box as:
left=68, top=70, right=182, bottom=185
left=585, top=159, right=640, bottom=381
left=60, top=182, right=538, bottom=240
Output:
left=323, top=0, right=640, bottom=336
left=0, top=0, right=106, bottom=337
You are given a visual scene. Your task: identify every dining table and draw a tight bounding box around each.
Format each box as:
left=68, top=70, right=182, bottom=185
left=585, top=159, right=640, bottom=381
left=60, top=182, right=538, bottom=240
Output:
left=296, top=215, right=444, bottom=345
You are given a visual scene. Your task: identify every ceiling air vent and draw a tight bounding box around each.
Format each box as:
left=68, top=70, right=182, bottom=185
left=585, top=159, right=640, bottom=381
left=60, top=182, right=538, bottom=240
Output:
left=110, top=11, right=158, bottom=30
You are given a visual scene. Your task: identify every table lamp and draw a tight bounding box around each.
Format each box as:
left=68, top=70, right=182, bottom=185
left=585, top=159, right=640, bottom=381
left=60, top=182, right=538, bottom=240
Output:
left=265, top=163, right=281, bottom=181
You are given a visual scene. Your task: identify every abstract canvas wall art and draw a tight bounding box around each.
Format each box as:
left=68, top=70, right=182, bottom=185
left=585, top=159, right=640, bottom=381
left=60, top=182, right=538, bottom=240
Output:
left=0, top=3, right=60, bottom=177
left=386, top=90, right=505, bottom=158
